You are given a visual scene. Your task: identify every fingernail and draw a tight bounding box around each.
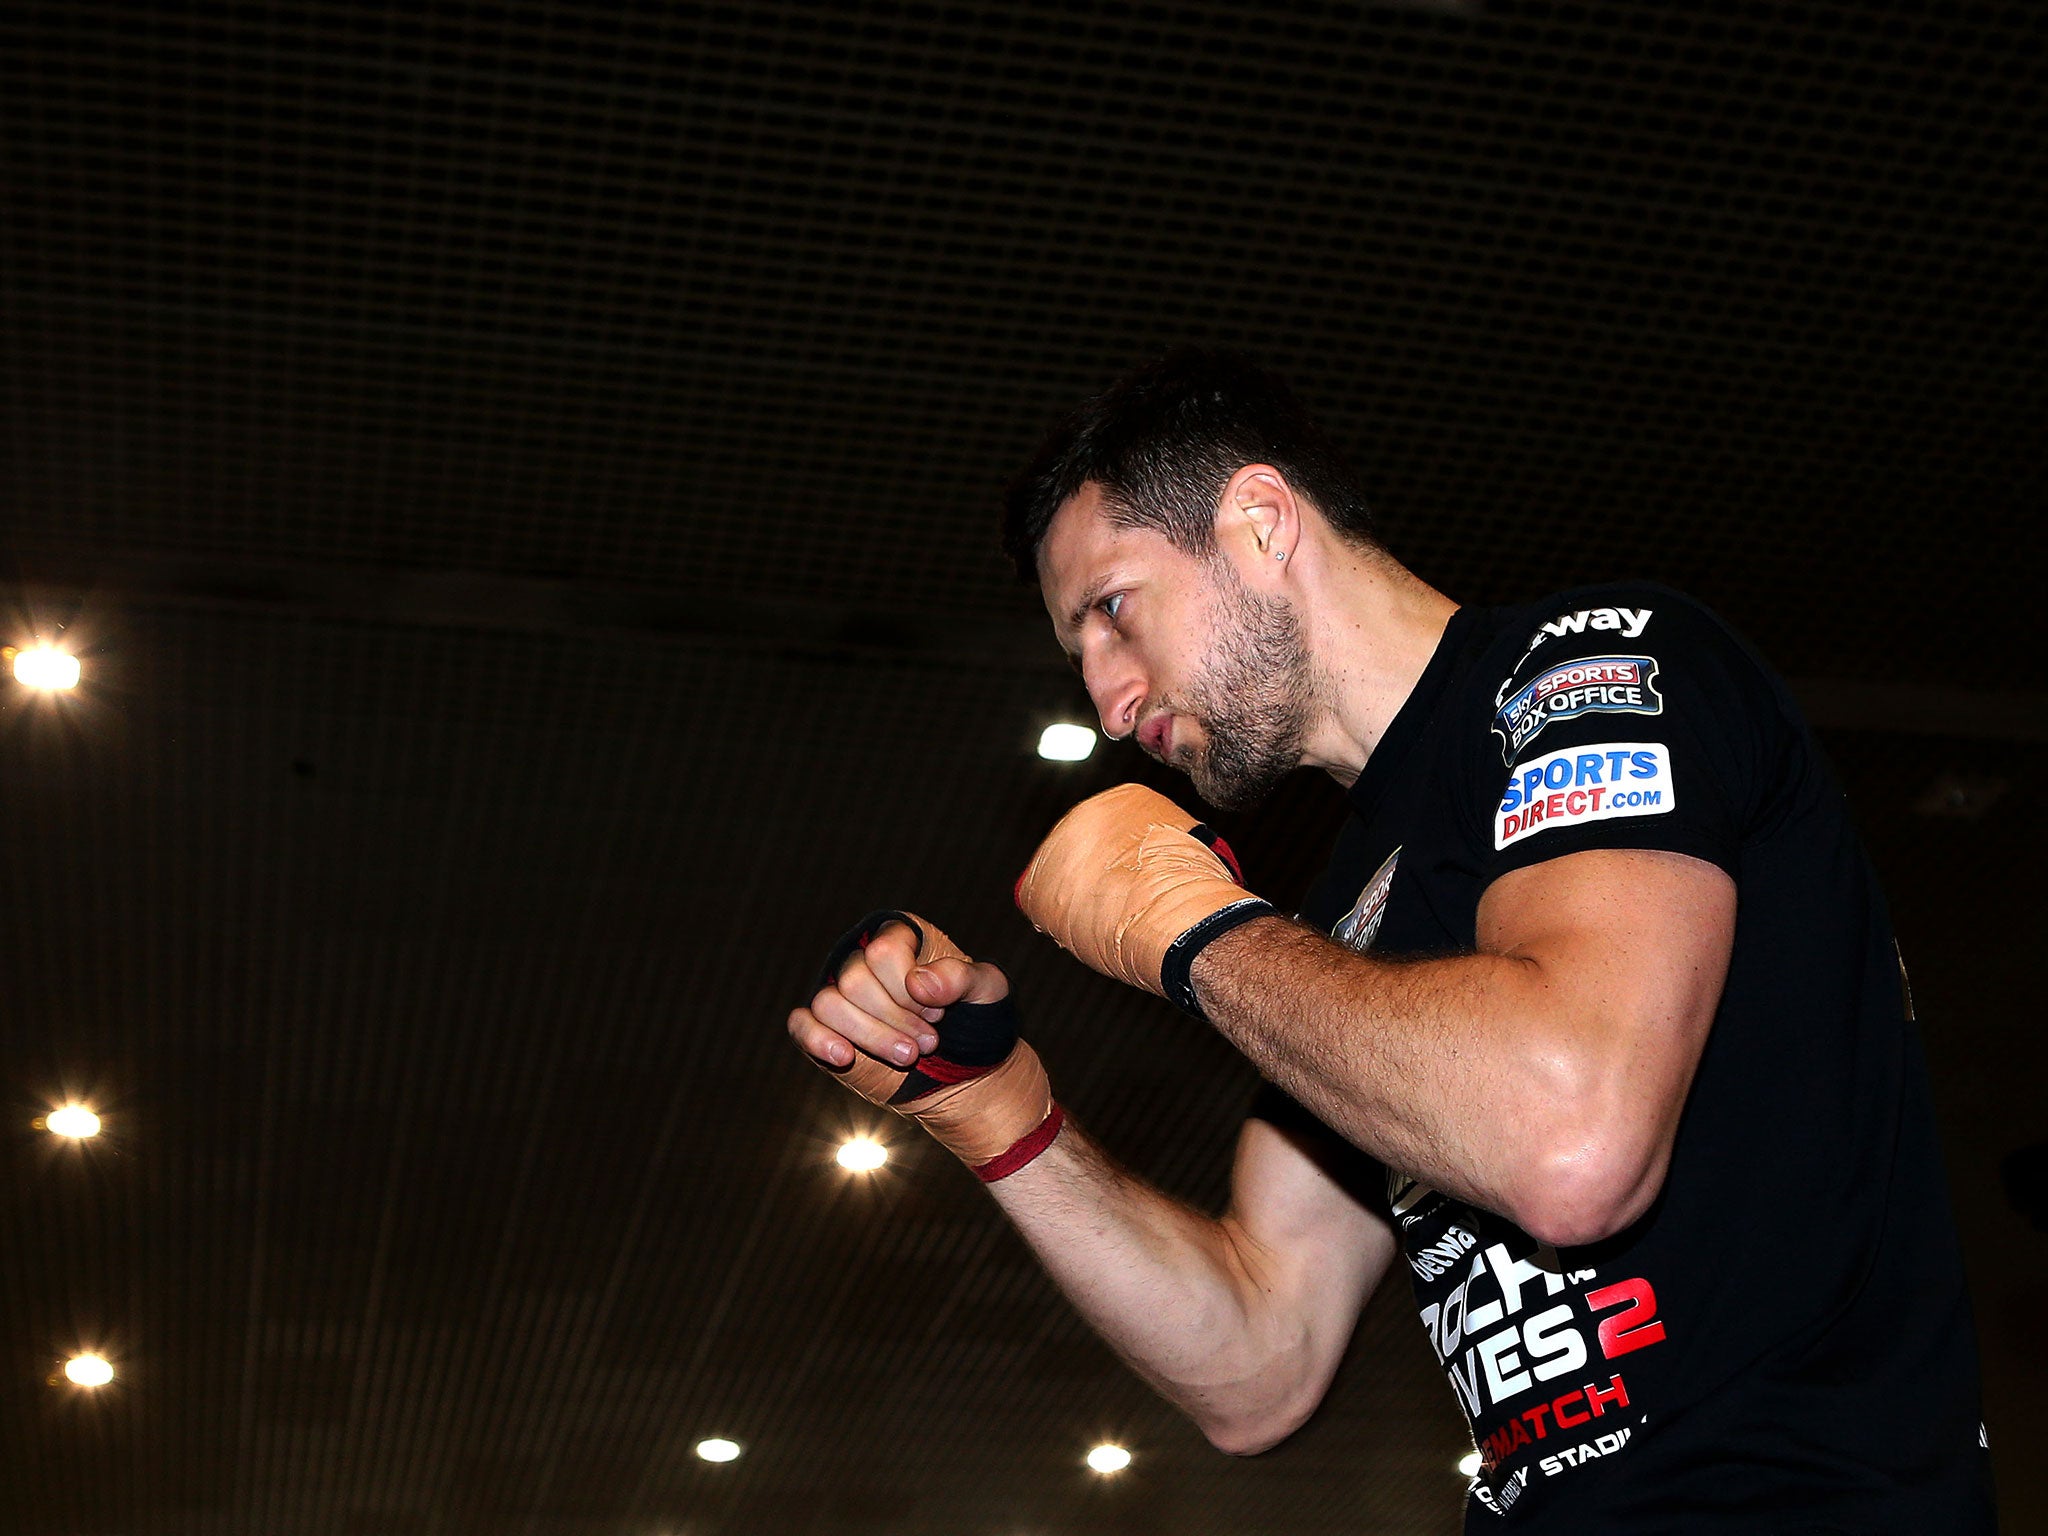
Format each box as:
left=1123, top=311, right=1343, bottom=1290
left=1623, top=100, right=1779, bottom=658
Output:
left=892, top=1041, right=916, bottom=1065
left=921, top=1006, right=944, bottom=1025
left=918, top=1033, right=938, bottom=1053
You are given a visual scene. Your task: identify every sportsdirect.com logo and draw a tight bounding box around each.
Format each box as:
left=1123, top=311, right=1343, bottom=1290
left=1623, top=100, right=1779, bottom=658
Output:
left=1492, top=654, right=1663, bottom=761
left=1496, top=741, right=1675, bottom=849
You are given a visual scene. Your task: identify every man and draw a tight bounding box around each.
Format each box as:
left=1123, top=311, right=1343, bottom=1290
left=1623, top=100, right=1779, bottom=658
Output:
left=787, top=351, right=1994, bottom=1530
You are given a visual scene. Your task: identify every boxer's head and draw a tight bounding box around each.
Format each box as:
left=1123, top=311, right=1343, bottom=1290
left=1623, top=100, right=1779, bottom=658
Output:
left=1006, top=349, right=1385, bottom=809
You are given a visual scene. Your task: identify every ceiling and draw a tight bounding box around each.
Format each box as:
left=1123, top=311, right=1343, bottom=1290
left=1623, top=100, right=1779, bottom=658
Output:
left=2, top=3, right=2043, bottom=1532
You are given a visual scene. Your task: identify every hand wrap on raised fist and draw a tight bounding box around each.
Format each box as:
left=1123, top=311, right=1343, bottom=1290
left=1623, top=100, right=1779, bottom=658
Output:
left=1014, top=784, right=1275, bottom=1018
left=807, top=911, right=1063, bottom=1181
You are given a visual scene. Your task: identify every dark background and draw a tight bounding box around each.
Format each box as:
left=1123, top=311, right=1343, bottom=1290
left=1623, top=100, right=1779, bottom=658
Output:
left=2, top=3, right=2043, bottom=1533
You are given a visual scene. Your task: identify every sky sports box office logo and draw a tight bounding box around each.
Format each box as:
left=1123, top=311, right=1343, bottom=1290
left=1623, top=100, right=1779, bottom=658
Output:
left=1496, top=742, right=1674, bottom=850
left=1493, top=655, right=1663, bottom=761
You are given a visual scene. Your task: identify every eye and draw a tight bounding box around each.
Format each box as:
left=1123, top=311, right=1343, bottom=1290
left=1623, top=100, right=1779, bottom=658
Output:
left=1100, top=592, right=1125, bottom=623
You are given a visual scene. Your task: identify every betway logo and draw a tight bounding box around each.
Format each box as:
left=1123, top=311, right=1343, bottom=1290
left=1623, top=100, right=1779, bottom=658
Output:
left=1533, top=606, right=1652, bottom=645
left=1410, top=1224, right=1479, bottom=1281
left=1501, top=608, right=1655, bottom=697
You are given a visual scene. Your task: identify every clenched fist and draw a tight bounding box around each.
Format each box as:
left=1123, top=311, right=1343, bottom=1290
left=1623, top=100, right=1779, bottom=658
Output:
left=1014, top=784, right=1275, bottom=1015
left=789, top=911, right=1063, bottom=1180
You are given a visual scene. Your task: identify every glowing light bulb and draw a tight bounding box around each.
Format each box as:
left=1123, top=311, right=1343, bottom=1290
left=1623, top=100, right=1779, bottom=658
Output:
left=836, top=1136, right=887, bottom=1172
left=12, top=644, right=81, bottom=690
left=1457, top=1450, right=1483, bottom=1478
left=1085, top=1442, right=1131, bottom=1474
left=46, top=1105, right=101, bottom=1138
left=694, top=1437, right=741, bottom=1463
left=65, top=1354, right=114, bottom=1387
left=1037, top=723, right=1096, bottom=762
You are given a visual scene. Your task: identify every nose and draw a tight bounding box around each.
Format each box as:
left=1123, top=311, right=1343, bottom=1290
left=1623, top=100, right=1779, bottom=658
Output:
left=1083, top=649, right=1145, bottom=741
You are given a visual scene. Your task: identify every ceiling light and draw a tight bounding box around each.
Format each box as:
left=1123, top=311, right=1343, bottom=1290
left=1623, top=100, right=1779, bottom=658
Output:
left=694, top=1437, right=741, bottom=1463
left=1912, top=770, right=2009, bottom=821
left=836, top=1136, right=886, bottom=1172
left=1085, top=1442, right=1131, bottom=1474
left=1037, top=723, right=1096, bottom=762
left=64, top=1354, right=114, bottom=1387
left=1457, top=1450, right=1482, bottom=1478
left=46, top=1105, right=101, bottom=1138
left=10, top=644, right=81, bottom=691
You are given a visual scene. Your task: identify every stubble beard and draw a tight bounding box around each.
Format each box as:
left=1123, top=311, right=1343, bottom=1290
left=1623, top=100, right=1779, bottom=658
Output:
left=1174, top=565, right=1320, bottom=812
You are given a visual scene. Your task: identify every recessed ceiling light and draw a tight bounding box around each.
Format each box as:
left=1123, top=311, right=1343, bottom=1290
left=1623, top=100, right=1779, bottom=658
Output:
left=694, top=1437, right=741, bottom=1463
left=46, top=1105, right=101, bottom=1139
left=1457, top=1450, right=1482, bottom=1478
left=1037, top=723, right=1096, bottom=762
left=836, top=1136, right=886, bottom=1172
left=10, top=643, right=81, bottom=691
left=1912, top=770, right=2010, bottom=820
left=65, top=1353, right=114, bottom=1387
left=1085, top=1442, right=1130, bottom=1474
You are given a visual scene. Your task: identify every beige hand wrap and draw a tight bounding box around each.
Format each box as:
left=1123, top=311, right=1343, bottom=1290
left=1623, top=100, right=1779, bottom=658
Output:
left=1014, top=784, right=1274, bottom=1014
left=820, top=913, right=1063, bottom=1181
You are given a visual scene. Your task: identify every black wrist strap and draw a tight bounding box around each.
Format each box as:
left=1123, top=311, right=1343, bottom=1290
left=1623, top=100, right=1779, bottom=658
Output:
left=1160, top=897, right=1277, bottom=1019
left=888, top=994, right=1020, bottom=1103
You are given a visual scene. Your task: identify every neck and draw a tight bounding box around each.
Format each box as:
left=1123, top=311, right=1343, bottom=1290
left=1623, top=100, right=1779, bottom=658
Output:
left=1295, top=535, right=1458, bottom=787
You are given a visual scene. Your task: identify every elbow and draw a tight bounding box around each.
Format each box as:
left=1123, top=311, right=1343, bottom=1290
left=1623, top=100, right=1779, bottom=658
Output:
left=1186, top=1337, right=1332, bottom=1457
left=1504, top=1040, right=1678, bottom=1247
left=1186, top=1219, right=1348, bottom=1456
left=1510, top=1128, right=1670, bottom=1249
left=1516, top=1193, right=1646, bottom=1251
left=1200, top=1398, right=1317, bottom=1457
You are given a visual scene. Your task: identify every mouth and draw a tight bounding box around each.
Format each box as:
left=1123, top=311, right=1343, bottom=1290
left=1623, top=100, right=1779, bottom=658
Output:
left=1138, top=714, right=1172, bottom=759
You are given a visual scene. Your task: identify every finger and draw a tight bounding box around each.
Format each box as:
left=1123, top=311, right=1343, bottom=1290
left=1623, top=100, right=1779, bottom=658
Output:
left=787, top=1007, right=856, bottom=1069
left=907, top=957, right=1011, bottom=1008
left=811, top=986, right=925, bottom=1068
left=837, top=956, right=942, bottom=1045
left=843, top=922, right=942, bottom=1022
left=789, top=1009, right=915, bottom=1104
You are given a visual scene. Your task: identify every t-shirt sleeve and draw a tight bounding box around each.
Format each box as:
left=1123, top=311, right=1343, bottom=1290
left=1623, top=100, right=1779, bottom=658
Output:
left=1475, top=592, right=1782, bottom=882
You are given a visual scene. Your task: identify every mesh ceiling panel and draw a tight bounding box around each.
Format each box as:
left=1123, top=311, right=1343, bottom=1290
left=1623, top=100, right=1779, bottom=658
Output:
left=5, top=1, right=2044, bottom=680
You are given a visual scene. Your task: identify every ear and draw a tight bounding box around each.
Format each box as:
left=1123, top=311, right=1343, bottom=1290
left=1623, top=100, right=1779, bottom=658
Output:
left=1214, top=464, right=1301, bottom=577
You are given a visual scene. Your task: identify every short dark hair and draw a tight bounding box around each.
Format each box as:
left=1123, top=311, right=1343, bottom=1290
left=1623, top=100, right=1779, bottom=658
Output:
left=1000, top=348, right=1377, bottom=582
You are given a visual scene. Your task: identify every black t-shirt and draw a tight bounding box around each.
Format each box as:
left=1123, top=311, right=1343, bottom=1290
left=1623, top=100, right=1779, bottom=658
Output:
left=1252, top=584, right=1994, bottom=1533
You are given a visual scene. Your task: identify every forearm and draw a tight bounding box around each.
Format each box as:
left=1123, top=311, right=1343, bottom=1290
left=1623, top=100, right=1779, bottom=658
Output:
left=985, top=1115, right=1328, bottom=1450
left=1190, top=916, right=1592, bottom=1235
left=1016, top=787, right=1732, bottom=1247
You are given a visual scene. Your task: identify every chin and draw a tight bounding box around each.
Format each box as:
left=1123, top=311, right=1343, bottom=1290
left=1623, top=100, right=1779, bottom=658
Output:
left=1189, top=749, right=1299, bottom=813
left=1199, top=787, right=1266, bottom=814
left=1188, top=770, right=1271, bottom=814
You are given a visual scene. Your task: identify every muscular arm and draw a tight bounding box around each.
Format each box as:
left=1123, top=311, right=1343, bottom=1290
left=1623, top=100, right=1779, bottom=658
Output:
left=1189, top=847, right=1736, bottom=1248
left=789, top=913, right=1393, bottom=1453
left=987, top=1108, right=1395, bottom=1454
